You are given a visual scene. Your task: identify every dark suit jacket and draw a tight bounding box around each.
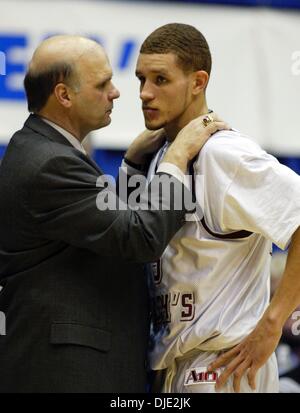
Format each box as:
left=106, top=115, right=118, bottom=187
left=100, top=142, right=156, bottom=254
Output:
left=0, top=115, right=186, bottom=392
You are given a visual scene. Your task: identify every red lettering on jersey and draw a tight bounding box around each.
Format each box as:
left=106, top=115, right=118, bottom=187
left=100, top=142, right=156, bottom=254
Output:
left=181, top=293, right=195, bottom=321
left=185, top=368, right=219, bottom=385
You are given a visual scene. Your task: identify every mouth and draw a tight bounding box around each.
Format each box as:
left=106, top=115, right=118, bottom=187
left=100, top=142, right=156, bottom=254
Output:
left=143, top=107, right=159, bottom=118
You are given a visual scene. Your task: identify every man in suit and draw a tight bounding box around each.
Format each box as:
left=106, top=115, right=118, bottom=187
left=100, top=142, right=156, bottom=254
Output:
left=0, top=35, right=226, bottom=392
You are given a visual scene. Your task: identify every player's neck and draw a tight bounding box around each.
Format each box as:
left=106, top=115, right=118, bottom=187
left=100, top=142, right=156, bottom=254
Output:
left=165, top=99, right=209, bottom=142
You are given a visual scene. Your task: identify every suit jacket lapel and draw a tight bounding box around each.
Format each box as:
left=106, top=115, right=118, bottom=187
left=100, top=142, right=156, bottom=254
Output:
left=24, top=114, right=74, bottom=149
left=24, top=114, right=104, bottom=175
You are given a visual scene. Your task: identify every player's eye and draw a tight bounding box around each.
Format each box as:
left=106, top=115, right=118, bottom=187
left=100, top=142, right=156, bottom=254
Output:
left=156, top=76, right=167, bottom=85
left=137, top=76, right=145, bottom=85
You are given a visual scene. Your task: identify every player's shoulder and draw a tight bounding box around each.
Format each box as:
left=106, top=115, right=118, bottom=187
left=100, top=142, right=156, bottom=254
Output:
left=201, top=128, right=265, bottom=161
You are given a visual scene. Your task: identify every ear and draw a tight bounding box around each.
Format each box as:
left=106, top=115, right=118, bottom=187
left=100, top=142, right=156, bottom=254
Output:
left=192, top=70, right=209, bottom=95
left=54, top=83, right=72, bottom=108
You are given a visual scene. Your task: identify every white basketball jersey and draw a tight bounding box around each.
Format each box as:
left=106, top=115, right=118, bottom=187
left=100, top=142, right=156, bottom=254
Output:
left=148, top=130, right=300, bottom=370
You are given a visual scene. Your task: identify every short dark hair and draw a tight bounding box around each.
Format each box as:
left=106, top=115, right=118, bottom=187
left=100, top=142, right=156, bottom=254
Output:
left=140, top=23, right=212, bottom=75
left=24, top=62, right=77, bottom=113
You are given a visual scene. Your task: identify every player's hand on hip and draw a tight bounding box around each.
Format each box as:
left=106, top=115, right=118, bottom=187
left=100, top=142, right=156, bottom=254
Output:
left=125, top=129, right=166, bottom=165
left=207, top=319, right=282, bottom=393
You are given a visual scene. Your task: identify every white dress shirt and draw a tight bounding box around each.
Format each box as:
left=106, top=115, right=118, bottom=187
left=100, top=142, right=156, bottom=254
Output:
left=41, top=117, right=87, bottom=155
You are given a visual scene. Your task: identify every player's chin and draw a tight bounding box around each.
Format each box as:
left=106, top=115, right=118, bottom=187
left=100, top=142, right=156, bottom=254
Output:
left=144, top=120, right=164, bottom=131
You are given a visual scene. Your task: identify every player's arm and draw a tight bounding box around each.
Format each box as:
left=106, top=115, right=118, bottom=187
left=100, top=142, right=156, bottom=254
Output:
left=117, top=129, right=166, bottom=203
left=28, top=115, right=229, bottom=262
left=124, top=128, right=166, bottom=168
left=208, top=226, right=300, bottom=392
left=204, top=143, right=300, bottom=392
left=124, top=113, right=228, bottom=174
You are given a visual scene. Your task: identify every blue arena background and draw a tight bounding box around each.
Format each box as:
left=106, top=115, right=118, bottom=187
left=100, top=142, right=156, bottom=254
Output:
left=1, top=0, right=300, bottom=179
left=97, top=0, right=300, bottom=177
left=143, top=0, right=300, bottom=8
left=73, top=0, right=300, bottom=177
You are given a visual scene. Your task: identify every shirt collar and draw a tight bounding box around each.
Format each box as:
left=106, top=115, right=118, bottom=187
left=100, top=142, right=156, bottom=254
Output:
left=41, top=117, right=87, bottom=155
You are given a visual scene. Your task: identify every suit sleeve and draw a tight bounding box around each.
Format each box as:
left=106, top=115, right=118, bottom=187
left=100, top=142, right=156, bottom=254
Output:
left=26, top=155, right=187, bottom=262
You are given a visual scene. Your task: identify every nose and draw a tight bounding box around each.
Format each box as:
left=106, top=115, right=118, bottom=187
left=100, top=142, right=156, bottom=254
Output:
left=109, top=83, right=120, bottom=100
left=140, top=80, right=155, bottom=102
